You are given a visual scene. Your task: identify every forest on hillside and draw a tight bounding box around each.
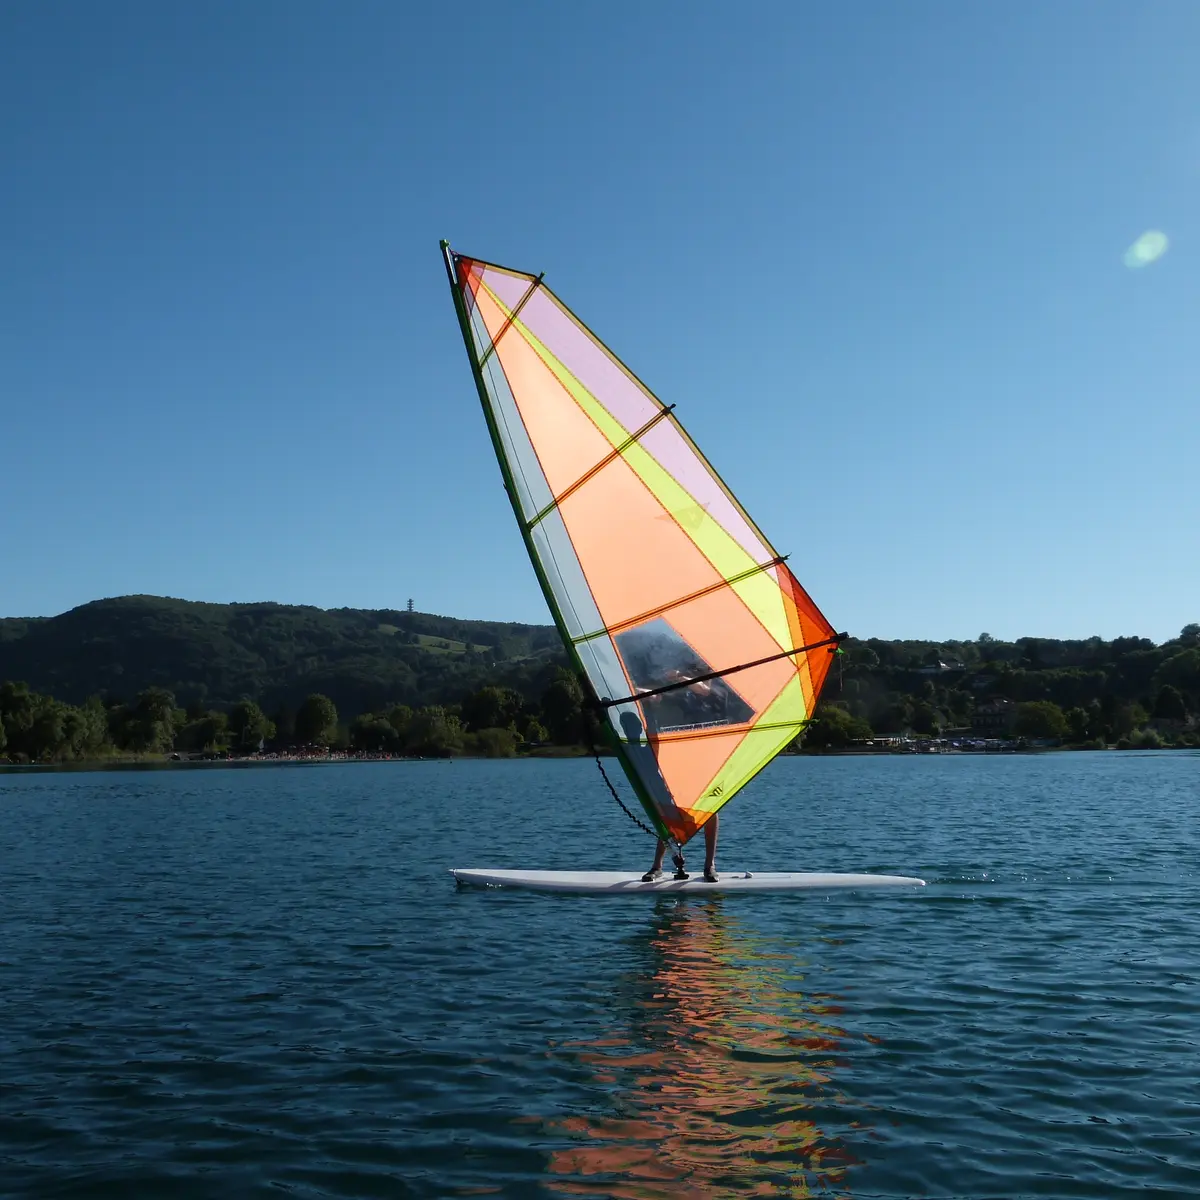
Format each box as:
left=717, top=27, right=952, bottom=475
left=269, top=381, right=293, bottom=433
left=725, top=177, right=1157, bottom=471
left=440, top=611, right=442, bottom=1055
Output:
left=1, top=596, right=1198, bottom=762
left=814, top=625, right=1200, bottom=751
left=0, top=595, right=563, bottom=713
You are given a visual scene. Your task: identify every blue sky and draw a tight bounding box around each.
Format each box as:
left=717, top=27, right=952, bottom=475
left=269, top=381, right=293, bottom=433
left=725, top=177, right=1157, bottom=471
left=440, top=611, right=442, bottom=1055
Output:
left=2, top=0, right=1196, bottom=642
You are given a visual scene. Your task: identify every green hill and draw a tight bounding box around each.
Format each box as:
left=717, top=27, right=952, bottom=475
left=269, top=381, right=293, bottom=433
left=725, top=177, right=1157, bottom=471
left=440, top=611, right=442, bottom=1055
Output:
left=0, top=595, right=564, bottom=715
left=2, top=597, right=1198, bottom=759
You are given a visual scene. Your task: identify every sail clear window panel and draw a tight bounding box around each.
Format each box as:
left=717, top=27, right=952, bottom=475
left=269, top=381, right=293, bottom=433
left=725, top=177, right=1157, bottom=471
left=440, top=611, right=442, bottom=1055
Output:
left=613, top=655, right=810, bottom=747
left=527, top=510, right=600, bottom=639
left=470, top=316, right=554, bottom=522
left=613, top=617, right=756, bottom=732
left=610, top=584, right=795, bottom=721
left=575, top=634, right=636, bottom=712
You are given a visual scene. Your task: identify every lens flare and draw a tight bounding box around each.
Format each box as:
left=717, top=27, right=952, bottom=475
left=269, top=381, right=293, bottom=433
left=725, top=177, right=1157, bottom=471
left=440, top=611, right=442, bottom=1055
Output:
left=1123, top=230, right=1169, bottom=269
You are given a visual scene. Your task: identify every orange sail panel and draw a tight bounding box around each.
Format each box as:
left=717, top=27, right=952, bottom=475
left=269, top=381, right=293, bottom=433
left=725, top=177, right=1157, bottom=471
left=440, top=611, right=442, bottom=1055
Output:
left=444, top=244, right=841, bottom=846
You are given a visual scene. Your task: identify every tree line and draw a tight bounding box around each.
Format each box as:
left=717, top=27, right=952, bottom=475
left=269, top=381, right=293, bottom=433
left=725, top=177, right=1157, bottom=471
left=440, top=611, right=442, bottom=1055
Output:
left=809, top=624, right=1200, bottom=750
left=0, top=595, right=564, bottom=720
left=0, top=668, right=592, bottom=764
left=3, top=623, right=1198, bottom=763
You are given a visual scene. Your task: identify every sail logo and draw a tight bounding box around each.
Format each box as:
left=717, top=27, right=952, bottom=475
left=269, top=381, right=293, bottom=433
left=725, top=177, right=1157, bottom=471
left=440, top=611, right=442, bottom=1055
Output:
left=660, top=502, right=711, bottom=532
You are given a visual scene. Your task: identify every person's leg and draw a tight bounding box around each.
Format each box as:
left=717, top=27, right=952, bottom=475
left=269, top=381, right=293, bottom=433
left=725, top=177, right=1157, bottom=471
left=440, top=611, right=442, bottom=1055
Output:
left=643, top=839, right=667, bottom=881
left=703, top=815, right=719, bottom=878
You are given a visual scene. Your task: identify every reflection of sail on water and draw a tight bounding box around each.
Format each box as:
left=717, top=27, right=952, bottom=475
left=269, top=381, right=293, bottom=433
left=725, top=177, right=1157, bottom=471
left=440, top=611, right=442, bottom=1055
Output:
left=442, top=243, right=843, bottom=846
left=542, top=902, right=869, bottom=1198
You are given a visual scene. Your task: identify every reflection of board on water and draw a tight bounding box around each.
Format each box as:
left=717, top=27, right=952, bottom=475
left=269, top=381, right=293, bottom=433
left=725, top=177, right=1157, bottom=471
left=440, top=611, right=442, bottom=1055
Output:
left=615, top=618, right=754, bottom=736
left=541, top=900, right=867, bottom=1196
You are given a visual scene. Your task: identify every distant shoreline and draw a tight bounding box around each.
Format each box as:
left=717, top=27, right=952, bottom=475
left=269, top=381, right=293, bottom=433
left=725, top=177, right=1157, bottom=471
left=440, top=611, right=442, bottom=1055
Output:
left=0, top=746, right=596, bottom=772
left=5, top=744, right=1183, bottom=775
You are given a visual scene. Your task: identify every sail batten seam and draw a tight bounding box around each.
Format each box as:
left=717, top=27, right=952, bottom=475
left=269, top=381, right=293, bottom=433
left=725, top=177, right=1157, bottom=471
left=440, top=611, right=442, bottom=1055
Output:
left=479, top=273, right=544, bottom=367
left=572, top=555, right=789, bottom=645
left=524, top=405, right=677, bottom=531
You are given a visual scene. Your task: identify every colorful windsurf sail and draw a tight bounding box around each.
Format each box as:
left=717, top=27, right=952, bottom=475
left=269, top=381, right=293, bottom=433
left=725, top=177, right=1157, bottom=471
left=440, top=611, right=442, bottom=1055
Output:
left=441, top=242, right=844, bottom=847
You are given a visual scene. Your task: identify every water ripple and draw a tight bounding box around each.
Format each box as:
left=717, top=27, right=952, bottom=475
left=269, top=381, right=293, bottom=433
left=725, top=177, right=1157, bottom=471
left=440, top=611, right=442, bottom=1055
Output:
left=2, top=753, right=1199, bottom=1196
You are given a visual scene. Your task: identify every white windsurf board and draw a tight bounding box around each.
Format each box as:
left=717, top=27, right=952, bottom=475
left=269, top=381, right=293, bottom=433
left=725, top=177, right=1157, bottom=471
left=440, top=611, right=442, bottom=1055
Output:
left=450, top=869, right=925, bottom=894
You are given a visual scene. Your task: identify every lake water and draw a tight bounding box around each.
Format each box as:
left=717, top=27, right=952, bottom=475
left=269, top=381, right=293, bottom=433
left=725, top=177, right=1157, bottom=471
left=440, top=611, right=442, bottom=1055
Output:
left=2, top=752, right=1198, bottom=1198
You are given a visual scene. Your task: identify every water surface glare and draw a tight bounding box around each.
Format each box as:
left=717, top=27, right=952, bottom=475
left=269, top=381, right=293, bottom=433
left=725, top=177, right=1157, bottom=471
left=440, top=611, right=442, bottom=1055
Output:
left=2, top=752, right=1198, bottom=1197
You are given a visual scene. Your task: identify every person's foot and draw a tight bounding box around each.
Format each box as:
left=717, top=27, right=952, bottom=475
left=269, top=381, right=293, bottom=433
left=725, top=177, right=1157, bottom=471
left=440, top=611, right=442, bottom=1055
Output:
left=703, top=866, right=719, bottom=883
left=641, top=869, right=664, bottom=882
